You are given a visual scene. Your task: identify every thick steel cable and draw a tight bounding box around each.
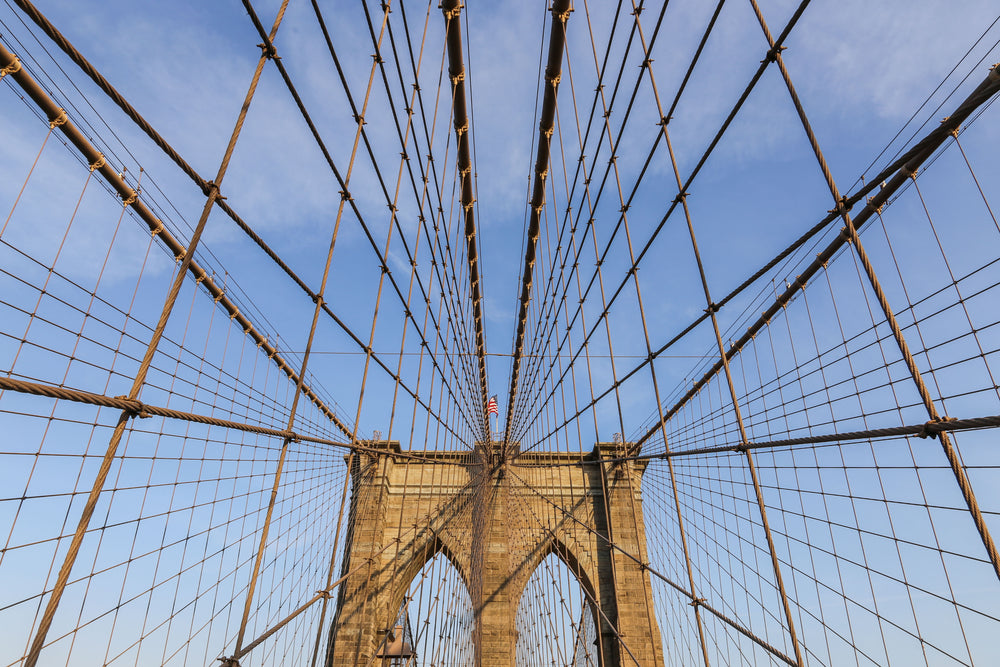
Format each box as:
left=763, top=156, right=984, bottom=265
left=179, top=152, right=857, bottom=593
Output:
left=518, top=2, right=814, bottom=450
left=504, top=0, right=572, bottom=446
left=323, top=3, right=483, bottom=439
left=0, top=40, right=354, bottom=440
left=17, top=0, right=482, bottom=445
left=12, top=3, right=284, bottom=657
left=538, top=57, right=1000, bottom=456
left=358, top=0, right=488, bottom=436
left=440, top=0, right=490, bottom=435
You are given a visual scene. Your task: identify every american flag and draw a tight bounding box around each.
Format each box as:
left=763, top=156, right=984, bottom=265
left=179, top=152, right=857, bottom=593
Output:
left=486, top=394, right=498, bottom=417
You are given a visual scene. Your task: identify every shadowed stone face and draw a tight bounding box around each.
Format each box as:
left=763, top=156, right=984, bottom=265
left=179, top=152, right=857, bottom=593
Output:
left=327, top=442, right=664, bottom=666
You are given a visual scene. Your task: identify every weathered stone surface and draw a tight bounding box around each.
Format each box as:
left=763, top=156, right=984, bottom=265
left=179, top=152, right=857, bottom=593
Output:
left=327, top=442, right=663, bottom=666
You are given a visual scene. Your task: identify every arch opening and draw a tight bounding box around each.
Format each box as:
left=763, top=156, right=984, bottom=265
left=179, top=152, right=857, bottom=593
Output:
left=390, top=550, right=474, bottom=666
left=514, top=551, right=600, bottom=666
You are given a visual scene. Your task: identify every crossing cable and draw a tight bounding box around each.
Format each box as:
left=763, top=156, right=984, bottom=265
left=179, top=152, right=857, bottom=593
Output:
left=9, top=0, right=486, bottom=444
left=441, top=0, right=490, bottom=430
left=0, top=39, right=353, bottom=440
left=506, top=465, right=799, bottom=666
left=11, top=3, right=288, bottom=660
left=242, top=0, right=488, bottom=446
left=511, top=0, right=721, bottom=444
left=372, top=2, right=489, bottom=438
left=504, top=0, right=587, bottom=444
left=506, top=0, right=631, bottom=438
left=745, top=0, right=1000, bottom=582
left=508, top=0, right=661, bottom=435
left=510, top=0, right=652, bottom=445
left=379, top=0, right=484, bottom=446
left=530, top=56, right=1000, bottom=455
left=357, top=0, right=489, bottom=435
left=517, top=1, right=814, bottom=449
left=311, top=0, right=486, bottom=441
left=511, top=0, right=682, bottom=444
left=504, top=0, right=572, bottom=446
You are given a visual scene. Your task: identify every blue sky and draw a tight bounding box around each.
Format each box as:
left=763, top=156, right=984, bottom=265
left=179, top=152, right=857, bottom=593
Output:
left=3, top=1, right=1000, bottom=664
left=2, top=0, right=998, bottom=446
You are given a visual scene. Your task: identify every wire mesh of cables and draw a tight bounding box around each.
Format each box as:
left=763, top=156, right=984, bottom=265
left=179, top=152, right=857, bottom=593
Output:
left=1, top=0, right=1000, bottom=666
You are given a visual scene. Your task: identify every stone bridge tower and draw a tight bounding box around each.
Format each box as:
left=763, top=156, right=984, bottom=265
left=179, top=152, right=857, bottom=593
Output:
left=325, top=442, right=664, bottom=666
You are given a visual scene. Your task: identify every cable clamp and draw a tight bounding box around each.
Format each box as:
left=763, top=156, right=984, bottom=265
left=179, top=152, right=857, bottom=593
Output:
left=734, top=442, right=750, bottom=452
left=218, top=658, right=241, bottom=667
left=257, top=41, right=278, bottom=60
left=762, top=45, right=787, bottom=64
left=121, top=191, right=138, bottom=208
left=205, top=180, right=226, bottom=200
left=1, top=55, right=22, bottom=78
left=316, top=589, right=332, bottom=600
left=49, top=108, right=69, bottom=129
left=89, top=154, right=106, bottom=172
left=919, top=416, right=955, bottom=439
left=116, top=396, right=147, bottom=419
left=673, top=191, right=688, bottom=205
left=689, top=597, right=707, bottom=608
left=837, top=195, right=851, bottom=215
left=705, top=302, right=720, bottom=314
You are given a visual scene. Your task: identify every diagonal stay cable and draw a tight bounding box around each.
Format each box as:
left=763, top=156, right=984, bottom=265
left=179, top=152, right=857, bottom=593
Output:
left=7, top=0, right=478, bottom=444
left=504, top=0, right=572, bottom=446
left=240, top=0, right=483, bottom=442
left=440, top=0, right=490, bottom=435
left=634, top=61, right=1000, bottom=449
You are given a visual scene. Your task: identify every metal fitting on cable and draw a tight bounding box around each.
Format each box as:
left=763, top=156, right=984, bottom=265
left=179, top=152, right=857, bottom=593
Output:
left=762, top=44, right=786, bottom=63
left=48, top=108, right=68, bottom=128
left=0, top=55, right=21, bottom=78
left=257, top=41, right=278, bottom=60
